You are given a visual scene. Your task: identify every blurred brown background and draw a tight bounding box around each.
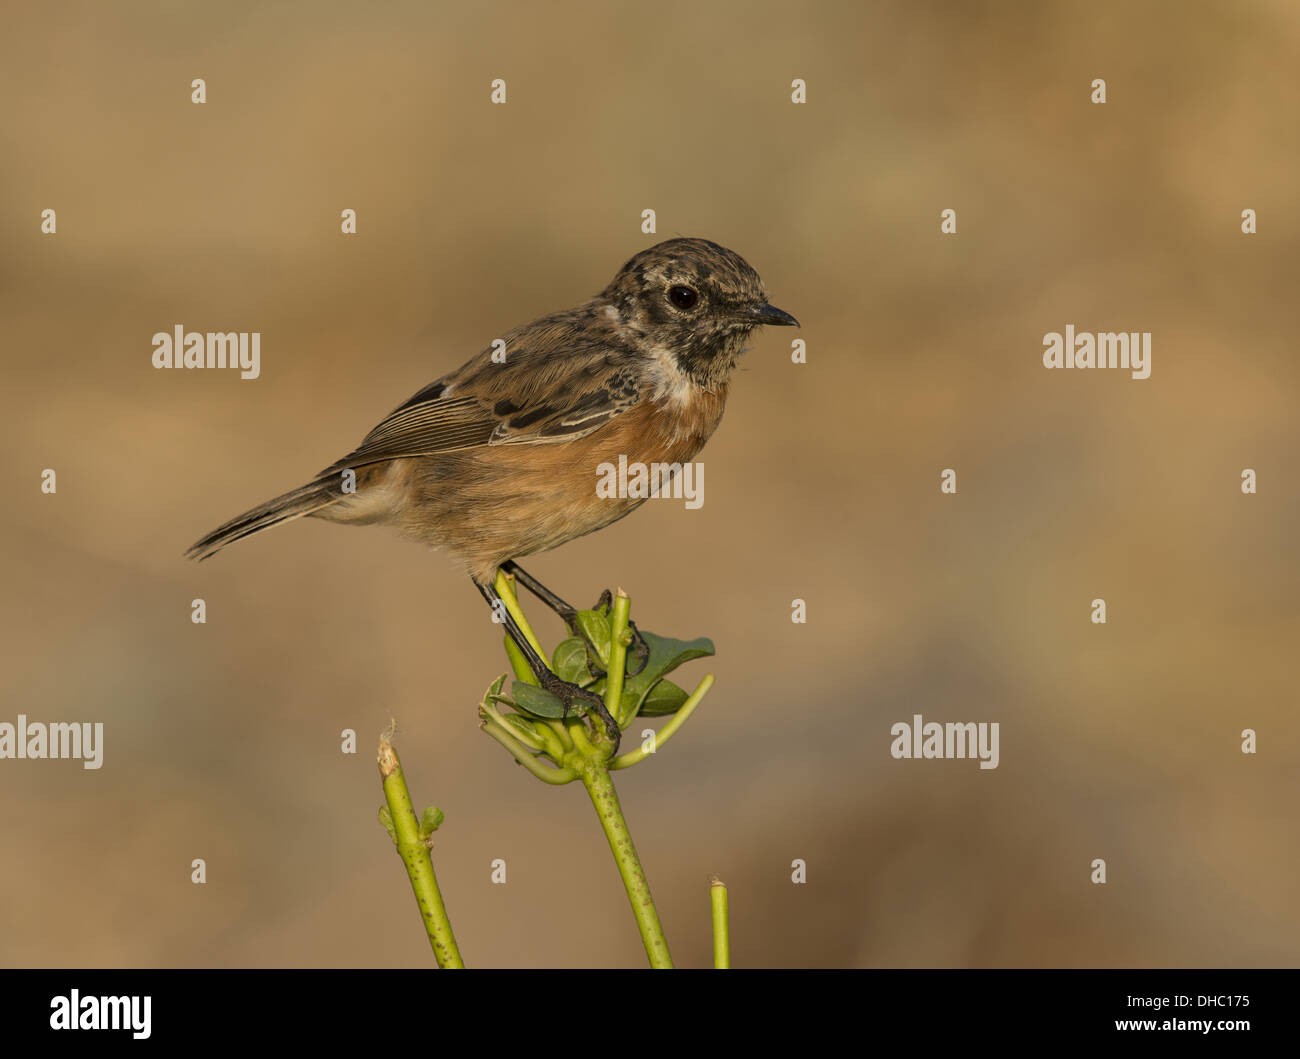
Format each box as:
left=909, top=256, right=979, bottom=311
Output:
left=2, top=0, right=1297, bottom=968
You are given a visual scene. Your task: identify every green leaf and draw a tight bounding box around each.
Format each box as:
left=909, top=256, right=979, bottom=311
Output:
left=574, top=609, right=612, bottom=668
left=622, top=632, right=715, bottom=711
left=419, top=807, right=445, bottom=838
left=552, top=636, right=591, bottom=685
left=638, top=678, right=690, bottom=717
left=378, top=806, right=397, bottom=842
left=480, top=674, right=508, bottom=704
left=613, top=688, right=639, bottom=727
left=511, top=681, right=567, bottom=719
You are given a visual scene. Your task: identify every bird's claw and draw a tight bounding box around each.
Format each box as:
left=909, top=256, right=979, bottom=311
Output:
left=539, top=671, right=621, bottom=752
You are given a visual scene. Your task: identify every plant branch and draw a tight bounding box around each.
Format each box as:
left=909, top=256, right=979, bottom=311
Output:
left=580, top=761, right=672, bottom=968
left=611, top=673, right=714, bottom=770
left=605, top=588, right=632, bottom=723
left=710, top=875, right=730, bottom=969
left=480, top=711, right=577, bottom=784
left=377, top=730, right=464, bottom=968
left=495, top=569, right=548, bottom=662
left=477, top=580, right=718, bottom=968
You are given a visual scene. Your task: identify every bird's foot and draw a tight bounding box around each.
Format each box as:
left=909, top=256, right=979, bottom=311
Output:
left=539, top=669, right=621, bottom=752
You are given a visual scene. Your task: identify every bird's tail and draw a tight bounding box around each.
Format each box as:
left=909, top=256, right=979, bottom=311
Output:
left=185, top=478, right=341, bottom=561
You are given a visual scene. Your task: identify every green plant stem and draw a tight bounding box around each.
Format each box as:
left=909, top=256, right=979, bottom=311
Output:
left=580, top=762, right=672, bottom=968
left=611, top=673, right=714, bottom=770
left=378, top=735, right=464, bottom=968
left=710, top=876, right=730, bottom=969
left=605, top=589, right=631, bottom=723
left=503, top=635, right=537, bottom=685
left=495, top=569, right=548, bottom=660
left=479, top=712, right=576, bottom=784
left=479, top=578, right=700, bottom=968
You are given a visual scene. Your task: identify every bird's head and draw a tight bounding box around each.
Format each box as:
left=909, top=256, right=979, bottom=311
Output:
left=600, top=237, right=798, bottom=388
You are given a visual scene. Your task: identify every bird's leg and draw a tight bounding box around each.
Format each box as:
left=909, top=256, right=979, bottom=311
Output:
left=501, top=560, right=580, bottom=625
left=502, top=561, right=650, bottom=677
left=475, top=577, right=621, bottom=751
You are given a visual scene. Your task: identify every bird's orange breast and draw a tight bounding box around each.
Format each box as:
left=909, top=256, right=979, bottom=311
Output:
left=384, top=386, right=730, bottom=581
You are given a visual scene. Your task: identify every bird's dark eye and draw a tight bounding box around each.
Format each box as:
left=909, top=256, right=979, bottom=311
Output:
left=668, top=285, right=698, bottom=310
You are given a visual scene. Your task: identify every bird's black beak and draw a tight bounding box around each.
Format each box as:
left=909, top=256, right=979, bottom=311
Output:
left=745, top=303, right=800, bottom=327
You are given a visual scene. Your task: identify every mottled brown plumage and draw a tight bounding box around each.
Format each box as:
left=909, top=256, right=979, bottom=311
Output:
left=186, top=237, right=797, bottom=584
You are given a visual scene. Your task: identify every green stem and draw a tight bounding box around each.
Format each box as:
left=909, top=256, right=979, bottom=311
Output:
left=378, top=735, right=464, bottom=968
left=479, top=714, right=576, bottom=784
left=495, top=569, right=548, bottom=663
left=611, top=673, right=714, bottom=770
left=605, top=589, right=631, bottom=725
left=710, top=876, right=730, bottom=969
left=580, top=762, right=672, bottom=968
left=503, top=635, right=537, bottom=686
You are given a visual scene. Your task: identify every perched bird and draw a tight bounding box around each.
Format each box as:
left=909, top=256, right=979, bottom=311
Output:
left=187, top=237, right=797, bottom=743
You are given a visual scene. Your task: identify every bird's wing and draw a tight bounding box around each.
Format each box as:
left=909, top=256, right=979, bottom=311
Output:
left=319, top=321, right=643, bottom=474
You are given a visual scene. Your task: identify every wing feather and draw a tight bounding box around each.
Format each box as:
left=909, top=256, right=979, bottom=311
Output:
left=319, top=324, right=644, bottom=473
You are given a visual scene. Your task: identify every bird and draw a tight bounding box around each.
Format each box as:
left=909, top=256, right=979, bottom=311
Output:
left=186, top=237, right=798, bottom=745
